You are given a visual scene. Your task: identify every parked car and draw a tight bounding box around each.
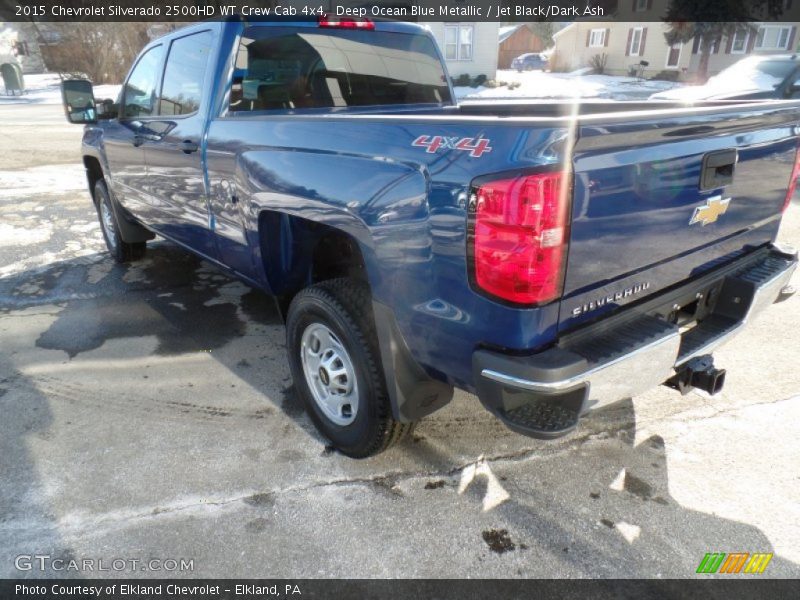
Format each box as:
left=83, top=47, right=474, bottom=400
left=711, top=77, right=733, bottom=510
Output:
left=512, top=53, right=548, bottom=72
left=650, top=55, right=800, bottom=101
left=61, top=18, right=798, bottom=457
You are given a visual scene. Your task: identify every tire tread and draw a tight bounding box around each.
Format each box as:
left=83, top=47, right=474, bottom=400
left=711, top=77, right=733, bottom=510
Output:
left=291, top=278, right=413, bottom=457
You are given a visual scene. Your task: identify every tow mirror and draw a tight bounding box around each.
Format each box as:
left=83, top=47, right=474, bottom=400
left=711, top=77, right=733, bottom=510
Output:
left=61, top=79, right=97, bottom=124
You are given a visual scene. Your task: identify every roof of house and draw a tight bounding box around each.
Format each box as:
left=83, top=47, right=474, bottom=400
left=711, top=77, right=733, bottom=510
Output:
left=498, top=25, right=524, bottom=44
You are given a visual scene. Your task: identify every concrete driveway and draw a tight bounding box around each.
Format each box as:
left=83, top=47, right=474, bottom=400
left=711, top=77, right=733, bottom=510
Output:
left=1, top=101, right=799, bottom=579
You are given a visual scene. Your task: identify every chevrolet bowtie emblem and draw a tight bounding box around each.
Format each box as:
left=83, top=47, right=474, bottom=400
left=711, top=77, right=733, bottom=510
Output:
left=690, top=195, right=730, bottom=226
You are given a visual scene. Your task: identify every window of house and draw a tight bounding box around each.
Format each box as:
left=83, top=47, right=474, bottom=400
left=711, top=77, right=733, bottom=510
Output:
left=589, top=29, right=606, bottom=48
left=634, top=0, right=648, bottom=11
left=444, top=24, right=473, bottom=61
left=755, top=26, right=792, bottom=50
left=666, top=43, right=682, bottom=68
left=629, top=27, right=644, bottom=56
left=159, top=31, right=213, bottom=116
left=731, top=29, right=750, bottom=54
left=122, top=45, right=164, bottom=118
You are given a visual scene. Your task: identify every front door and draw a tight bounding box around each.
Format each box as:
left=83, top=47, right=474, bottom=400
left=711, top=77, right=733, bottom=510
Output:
left=142, top=29, right=217, bottom=258
left=103, top=44, right=165, bottom=219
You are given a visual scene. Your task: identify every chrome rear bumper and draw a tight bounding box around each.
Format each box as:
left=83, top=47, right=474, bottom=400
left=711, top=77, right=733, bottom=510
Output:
left=473, top=244, right=797, bottom=438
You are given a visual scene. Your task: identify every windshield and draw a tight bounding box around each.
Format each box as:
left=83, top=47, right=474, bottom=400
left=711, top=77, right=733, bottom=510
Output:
left=711, top=58, right=796, bottom=89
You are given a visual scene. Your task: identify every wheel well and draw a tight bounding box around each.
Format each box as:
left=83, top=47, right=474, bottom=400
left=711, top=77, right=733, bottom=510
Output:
left=258, top=211, right=369, bottom=317
left=83, top=156, right=104, bottom=199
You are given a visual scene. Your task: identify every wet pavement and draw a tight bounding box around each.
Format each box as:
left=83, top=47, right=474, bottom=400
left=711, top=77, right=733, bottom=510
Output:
left=1, top=102, right=799, bottom=578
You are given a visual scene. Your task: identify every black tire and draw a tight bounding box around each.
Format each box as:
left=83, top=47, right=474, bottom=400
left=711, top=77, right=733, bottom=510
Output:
left=286, top=279, right=414, bottom=458
left=93, top=180, right=146, bottom=263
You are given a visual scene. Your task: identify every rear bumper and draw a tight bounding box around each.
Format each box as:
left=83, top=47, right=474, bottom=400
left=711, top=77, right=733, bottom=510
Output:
left=472, top=244, right=798, bottom=439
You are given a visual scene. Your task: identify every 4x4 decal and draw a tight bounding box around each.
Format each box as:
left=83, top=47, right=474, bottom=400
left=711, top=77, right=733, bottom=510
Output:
left=412, top=135, right=492, bottom=158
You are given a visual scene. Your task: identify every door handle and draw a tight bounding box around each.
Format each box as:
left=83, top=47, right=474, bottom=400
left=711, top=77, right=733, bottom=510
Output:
left=700, top=149, right=737, bottom=191
left=179, top=140, right=199, bottom=154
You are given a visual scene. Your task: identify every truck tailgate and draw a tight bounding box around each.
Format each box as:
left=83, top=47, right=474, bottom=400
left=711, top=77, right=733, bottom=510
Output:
left=560, top=103, right=800, bottom=331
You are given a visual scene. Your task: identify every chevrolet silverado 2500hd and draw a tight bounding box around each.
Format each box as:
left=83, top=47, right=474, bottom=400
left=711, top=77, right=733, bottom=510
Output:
left=60, top=18, right=798, bottom=457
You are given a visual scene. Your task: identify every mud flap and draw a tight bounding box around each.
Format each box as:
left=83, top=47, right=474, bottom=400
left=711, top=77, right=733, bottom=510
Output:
left=372, top=301, right=453, bottom=422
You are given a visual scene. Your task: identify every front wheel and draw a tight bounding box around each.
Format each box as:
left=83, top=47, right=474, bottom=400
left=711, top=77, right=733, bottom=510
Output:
left=93, top=180, right=146, bottom=263
left=286, top=279, right=414, bottom=458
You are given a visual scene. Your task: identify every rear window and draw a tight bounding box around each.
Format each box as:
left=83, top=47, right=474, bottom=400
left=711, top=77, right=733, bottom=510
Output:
left=229, top=26, right=451, bottom=112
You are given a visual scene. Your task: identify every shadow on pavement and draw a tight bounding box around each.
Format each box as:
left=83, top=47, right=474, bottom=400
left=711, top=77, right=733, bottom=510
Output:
left=1, top=241, right=798, bottom=578
left=0, top=355, right=80, bottom=578
left=407, top=398, right=799, bottom=577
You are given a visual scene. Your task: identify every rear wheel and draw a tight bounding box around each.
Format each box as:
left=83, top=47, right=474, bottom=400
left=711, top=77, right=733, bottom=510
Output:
left=93, top=180, right=146, bottom=263
left=286, top=279, right=415, bottom=457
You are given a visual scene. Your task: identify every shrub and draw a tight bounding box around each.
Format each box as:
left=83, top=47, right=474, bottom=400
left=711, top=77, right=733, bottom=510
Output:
left=588, top=53, right=608, bottom=75
left=453, top=73, right=471, bottom=87
left=472, top=74, right=487, bottom=87
left=649, top=70, right=681, bottom=82
left=546, top=51, right=570, bottom=73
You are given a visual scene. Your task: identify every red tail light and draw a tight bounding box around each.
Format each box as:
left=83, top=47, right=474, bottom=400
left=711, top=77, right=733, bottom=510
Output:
left=318, top=15, right=375, bottom=30
left=784, top=144, right=800, bottom=213
left=468, top=170, right=571, bottom=305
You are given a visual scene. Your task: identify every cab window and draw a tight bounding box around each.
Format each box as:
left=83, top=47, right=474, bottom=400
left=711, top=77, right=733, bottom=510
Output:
left=229, top=26, right=451, bottom=113
left=159, top=31, right=214, bottom=116
left=122, top=45, right=164, bottom=118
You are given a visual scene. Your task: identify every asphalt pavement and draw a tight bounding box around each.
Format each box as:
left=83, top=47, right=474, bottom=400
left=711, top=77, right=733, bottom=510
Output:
left=1, top=101, right=799, bottom=578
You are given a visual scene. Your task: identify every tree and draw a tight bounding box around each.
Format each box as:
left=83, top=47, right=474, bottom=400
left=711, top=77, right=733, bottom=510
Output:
left=663, top=0, right=785, bottom=82
left=38, top=23, right=151, bottom=83
left=527, top=22, right=556, bottom=49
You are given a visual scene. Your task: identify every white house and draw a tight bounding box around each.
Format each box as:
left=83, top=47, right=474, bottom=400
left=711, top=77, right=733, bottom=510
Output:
left=427, top=22, right=499, bottom=80
left=0, top=23, right=46, bottom=74
left=552, top=0, right=800, bottom=79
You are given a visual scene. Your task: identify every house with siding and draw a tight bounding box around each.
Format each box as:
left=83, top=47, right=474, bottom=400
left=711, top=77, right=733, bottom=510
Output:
left=553, top=0, right=800, bottom=79
left=427, top=22, right=499, bottom=80
left=0, top=23, right=46, bottom=75
left=553, top=20, right=691, bottom=77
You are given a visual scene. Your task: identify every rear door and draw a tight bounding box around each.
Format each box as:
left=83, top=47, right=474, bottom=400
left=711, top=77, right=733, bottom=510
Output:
left=560, top=105, right=798, bottom=331
left=141, top=29, right=217, bottom=258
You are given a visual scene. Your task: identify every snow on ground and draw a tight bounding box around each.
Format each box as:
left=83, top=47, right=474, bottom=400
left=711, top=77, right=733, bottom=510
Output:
left=0, top=164, right=87, bottom=199
left=3, top=69, right=683, bottom=105
left=0, top=72, right=121, bottom=105
left=455, top=69, right=682, bottom=102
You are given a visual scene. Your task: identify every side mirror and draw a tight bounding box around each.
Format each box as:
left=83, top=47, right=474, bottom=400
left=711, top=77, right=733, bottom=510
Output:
left=96, top=98, right=118, bottom=119
left=61, top=79, right=97, bottom=124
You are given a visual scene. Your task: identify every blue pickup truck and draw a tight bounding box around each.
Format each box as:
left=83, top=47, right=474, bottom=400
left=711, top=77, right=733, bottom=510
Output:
left=61, top=18, right=798, bottom=457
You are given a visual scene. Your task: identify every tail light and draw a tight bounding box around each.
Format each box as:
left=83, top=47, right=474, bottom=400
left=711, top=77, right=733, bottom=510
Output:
left=783, top=144, right=800, bottom=213
left=467, top=170, right=571, bottom=305
left=318, top=15, right=375, bottom=30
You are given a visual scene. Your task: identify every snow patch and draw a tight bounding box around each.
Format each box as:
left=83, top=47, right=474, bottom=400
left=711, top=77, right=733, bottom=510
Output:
left=609, top=468, right=626, bottom=491
left=1, top=72, right=121, bottom=106
left=0, top=165, right=87, bottom=198
left=455, top=70, right=681, bottom=102
left=0, top=223, right=53, bottom=247
left=615, top=521, right=642, bottom=544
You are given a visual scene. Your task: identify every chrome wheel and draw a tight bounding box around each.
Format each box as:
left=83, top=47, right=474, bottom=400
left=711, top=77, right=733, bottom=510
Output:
left=100, top=198, right=117, bottom=250
left=300, top=322, right=358, bottom=426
